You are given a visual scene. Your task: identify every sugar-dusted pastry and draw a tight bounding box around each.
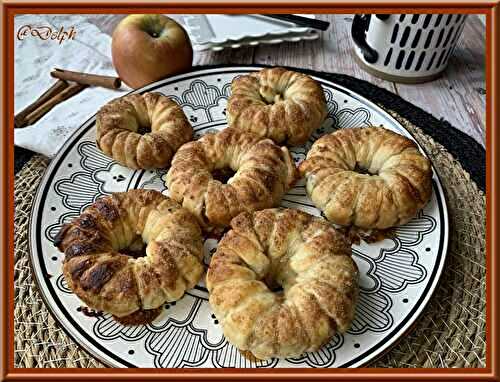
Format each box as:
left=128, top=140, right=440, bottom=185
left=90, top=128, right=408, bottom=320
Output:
left=299, top=127, right=432, bottom=229
left=226, top=67, right=327, bottom=146
left=207, top=208, right=359, bottom=359
left=55, top=190, right=204, bottom=324
left=165, top=128, right=299, bottom=228
left=96, top=92, right=192, bottom=169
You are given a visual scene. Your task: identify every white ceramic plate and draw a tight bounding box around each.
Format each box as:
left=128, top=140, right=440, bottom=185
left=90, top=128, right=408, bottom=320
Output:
left=29, top=66, right=449, bottom=368
left=176, top=14, right=316, bottom=51
left=180, top=14, right=314, bottom=44
left=205, top=30, right=320, bottom=52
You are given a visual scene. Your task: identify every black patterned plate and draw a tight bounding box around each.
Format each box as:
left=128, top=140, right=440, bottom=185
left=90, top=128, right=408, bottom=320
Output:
left=29, top=67, right=449, bottom=368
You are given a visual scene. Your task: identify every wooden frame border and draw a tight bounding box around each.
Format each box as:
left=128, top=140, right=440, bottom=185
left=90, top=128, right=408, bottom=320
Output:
left=1, top=1, right=497, bottom=381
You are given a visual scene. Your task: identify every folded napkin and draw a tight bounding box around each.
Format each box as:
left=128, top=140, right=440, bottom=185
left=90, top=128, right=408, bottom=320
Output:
left=14, top=15, right=129, bottom=157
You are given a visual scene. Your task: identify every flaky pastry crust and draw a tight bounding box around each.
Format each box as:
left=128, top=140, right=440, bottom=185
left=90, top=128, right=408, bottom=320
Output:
left=226, top=68, right=327, bottom=146
left=166, top=128, right=299, bottom=228
left=299, top=127, right=432, bottom=229
left=207, top=208, right=359, bottom=359
left=96, top=92, right=192, bottom=169
left=55, top=190, right=204, bottom=320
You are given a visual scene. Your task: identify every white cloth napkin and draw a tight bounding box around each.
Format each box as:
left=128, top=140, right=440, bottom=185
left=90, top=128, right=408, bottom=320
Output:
left=14, top=15, right=130, bottom=157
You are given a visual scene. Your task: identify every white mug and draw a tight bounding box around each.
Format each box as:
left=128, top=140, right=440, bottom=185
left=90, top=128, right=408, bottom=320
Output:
left=351, top=14, right=468, bottom=83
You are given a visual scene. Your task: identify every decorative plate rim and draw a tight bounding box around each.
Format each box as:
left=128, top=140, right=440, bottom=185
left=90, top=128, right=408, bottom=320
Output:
left=28, top=66, right=450, bottom=369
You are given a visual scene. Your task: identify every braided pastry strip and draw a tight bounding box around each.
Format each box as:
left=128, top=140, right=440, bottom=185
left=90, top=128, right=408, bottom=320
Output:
left=207, top=208, right=359, bottom=360
left=96, top=92, right=192, bottom=169
left=227, top=68, right=328, bottom=146
left=55, top=190, right=204, bottom=318
left=299, top=127, right=432, bottom=229
left=166, top=128, right=299, bottom=228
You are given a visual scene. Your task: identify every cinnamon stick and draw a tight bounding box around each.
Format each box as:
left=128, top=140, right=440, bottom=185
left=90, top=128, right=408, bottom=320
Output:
left=51, top=68, right=121, bottom=90
left=22, top=82, right=88, bottom=127
left=14, top=79, right=69, bottom=128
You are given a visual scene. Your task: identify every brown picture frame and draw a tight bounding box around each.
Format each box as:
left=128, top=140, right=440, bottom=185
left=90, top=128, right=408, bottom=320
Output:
left=1, top=1, right=497, bottom=381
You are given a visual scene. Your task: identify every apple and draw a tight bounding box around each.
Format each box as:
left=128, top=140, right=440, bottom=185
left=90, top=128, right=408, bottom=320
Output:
left=112, top=14, right=193, bottom=89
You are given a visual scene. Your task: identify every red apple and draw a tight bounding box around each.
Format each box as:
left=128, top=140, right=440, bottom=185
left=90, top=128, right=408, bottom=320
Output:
left=112, top=14, right=193, bottom=89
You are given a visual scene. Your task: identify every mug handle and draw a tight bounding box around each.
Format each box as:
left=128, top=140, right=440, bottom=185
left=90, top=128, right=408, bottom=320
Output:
left=351, top=14, right=378, bottom=64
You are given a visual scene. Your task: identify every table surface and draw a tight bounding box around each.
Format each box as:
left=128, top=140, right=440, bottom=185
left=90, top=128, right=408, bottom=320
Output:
left=85, top=13, right=486, bottom=147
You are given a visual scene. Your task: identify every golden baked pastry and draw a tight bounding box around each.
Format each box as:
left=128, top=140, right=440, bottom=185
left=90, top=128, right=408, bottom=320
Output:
left=165, top=128, right=299, bottom=228
left=299, top=127, right=432, bottom=229
left=206, top=208, right=359, bottom=359
left=96, top=92, right=192, bottom=169
left=226, top=67, right=328, bottom=146
left=55, top=189, right=204, bottom=323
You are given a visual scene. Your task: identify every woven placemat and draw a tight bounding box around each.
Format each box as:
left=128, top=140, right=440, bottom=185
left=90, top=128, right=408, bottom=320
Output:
left=14, top=155, right=104, bottom=368
left=13, top=111, right=486, bottom=368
